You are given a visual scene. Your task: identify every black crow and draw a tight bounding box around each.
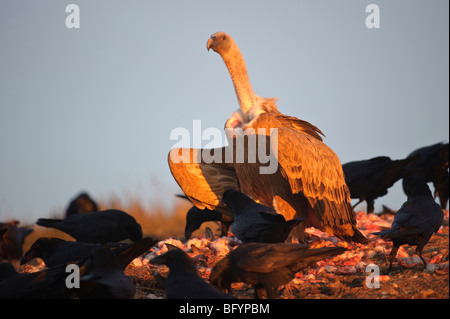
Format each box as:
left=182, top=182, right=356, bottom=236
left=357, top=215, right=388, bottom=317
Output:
left=0, top=261, right=75, bottom=299
left=402, top=142, right=449, bottom=209
left=0, top=220, right=33, bottom=268
left=65, top=192, right=99, bottom=217
left=378, top=205, right=397, bottom=216
left=150, top=244, right=235, bottom=299
left=36, top=209, right=142, bottom=243
left=76, top=247, right=136, bottom=299
left=373, top=181, right=444, bottom=271
left=1, top=247, right=137, bottom=299
left=342, top=155, right=419, bottom=213
left=434, top=171, right=449, bottom=210
left=209, top=242, right=346, bottom=298
left=21, top=237, right=157, bottom=269
left=0, top=262, right=18, bottom=282
left=185, top=205, right=233, bottom=239
left=222, top=190, right=305, bottom=243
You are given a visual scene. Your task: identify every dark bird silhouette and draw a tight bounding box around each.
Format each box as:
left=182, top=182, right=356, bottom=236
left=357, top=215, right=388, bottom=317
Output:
left=65, top=192, right=99, bottom=217
left=113, top=237, right=158, bottom=269
left=150, top=244, right=235, bottom=299
left=176, top=194, right=233, bottom=239
left=402, top=142, right=449, bottom=209
left=185, top=206, right=233, bottom=240
left=209, top=242, right=346, bottom=298
left=0, top=220, right=33, bottom=268
left=169, top=32, right=367, bottom=244
left=21, top=237, right=157, bottom=270
left=222, top=190, right=305, bottom=243
left=76, top=247, right=136, bottom=299
left=36, top=209, right=142, bottom=243
left=0, top=262, right=18, bottom=282
left=1, top=247, right=137, bottom=299
left=378, top=205, right=397, bottom=216
left=342, top=155, right=419, bottom=213
left=373, top=181, right=444, bottom=271
left=0, top=261, right=76, bottom=299
left=435, top=171, right=449, bottom=210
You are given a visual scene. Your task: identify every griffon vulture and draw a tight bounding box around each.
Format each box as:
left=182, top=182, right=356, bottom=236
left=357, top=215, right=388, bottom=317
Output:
left=168, top=32, right=367, bottom=244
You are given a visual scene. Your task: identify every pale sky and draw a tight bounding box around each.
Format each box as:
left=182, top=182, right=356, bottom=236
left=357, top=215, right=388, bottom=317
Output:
left=0, top=1, right=448, bottom=223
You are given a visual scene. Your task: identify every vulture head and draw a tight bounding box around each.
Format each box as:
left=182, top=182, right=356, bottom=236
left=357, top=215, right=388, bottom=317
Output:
left=207, top=31, right=234, bottom=54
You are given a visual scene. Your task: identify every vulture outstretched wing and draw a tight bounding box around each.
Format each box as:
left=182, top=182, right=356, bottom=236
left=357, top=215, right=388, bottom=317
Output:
left=168, top=147, right=240, bottom=211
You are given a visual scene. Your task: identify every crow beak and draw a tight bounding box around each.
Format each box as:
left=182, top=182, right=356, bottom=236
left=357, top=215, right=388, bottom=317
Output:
left=149, top=254, right=167, bottom=265
left=20, top=250, right=36, bottom=265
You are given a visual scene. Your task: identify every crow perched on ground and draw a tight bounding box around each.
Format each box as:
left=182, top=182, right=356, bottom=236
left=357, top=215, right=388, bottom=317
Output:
left=373, top=181, right=444, bottom=271
left=77, top=247, right=136, bottom=299
left=36, top=209, right=142, bottom=243
left=176, top=194, right=233, bottom=239
left=402, top=142, right=449, bottom=209
left=222, top=190, right=305, bottom=243
left=150, top=244, right=235, bottom=299
left=0, top=220, right=33, bottom=268
left=209, top=242, right=346, bottom=298
left=434, top=171, right=449, bottom=210
left=65, top=192, right=99, bottom=217
left=184, top=205, right=233, bottom=239
left=378, top=205, right=397, bottom=216
left=1, top=247, right=136, bottom=299
left=21, top=237, right=157, bottom=269
left=342, top=155, right=419, bottom=213
left=0, top=261, right=76, bottom=299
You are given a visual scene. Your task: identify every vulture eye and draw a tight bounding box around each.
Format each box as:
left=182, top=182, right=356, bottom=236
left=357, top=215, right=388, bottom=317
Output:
left=222, top=35, right=227, bottom=41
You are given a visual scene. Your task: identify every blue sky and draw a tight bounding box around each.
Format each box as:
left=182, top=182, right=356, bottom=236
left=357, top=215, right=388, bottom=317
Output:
left=0, top=1, right=448, bottom=222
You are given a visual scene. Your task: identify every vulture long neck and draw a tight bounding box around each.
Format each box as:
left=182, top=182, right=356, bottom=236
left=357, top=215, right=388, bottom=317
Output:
left=219, top=43, right=258, bottom=115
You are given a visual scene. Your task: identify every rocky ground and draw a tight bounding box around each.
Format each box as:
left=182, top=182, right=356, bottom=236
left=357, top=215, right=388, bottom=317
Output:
left=124, top=210, right=449, bottom=299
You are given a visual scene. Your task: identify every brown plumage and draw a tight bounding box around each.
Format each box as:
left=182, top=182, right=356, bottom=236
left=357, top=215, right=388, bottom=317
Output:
left=168, top=32, right=367, bottom=244
left=209, top=242, right=347, bottom=298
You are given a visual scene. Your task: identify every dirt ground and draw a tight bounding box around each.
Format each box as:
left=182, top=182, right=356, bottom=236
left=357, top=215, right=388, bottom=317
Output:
left=124, top=210, right=449, bottom=299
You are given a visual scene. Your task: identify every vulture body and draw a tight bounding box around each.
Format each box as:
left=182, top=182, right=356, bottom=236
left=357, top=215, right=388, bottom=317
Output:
left=168, top=32, right=367, bottom=244
left=342, top=155, right=419, bottom=213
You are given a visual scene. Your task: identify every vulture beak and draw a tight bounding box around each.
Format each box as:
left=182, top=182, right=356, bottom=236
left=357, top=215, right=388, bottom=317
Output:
left=206, top=37, right=214, bottom=51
